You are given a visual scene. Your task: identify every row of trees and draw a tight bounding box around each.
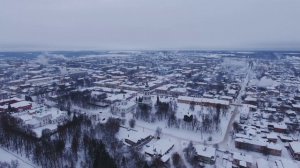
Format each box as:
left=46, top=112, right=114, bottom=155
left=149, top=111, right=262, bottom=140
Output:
left=135, top=96, right=227, bottom=134
left=135, top=96, right=177, bottom=123
left=0, top=160, right=19, bottom=168
left=0, top=113, right=119, bottom=168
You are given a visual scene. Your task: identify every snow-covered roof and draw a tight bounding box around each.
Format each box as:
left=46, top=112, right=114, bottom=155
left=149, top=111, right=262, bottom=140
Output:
left=256, top=158, right=269, bottom=168
left=203, top=93, right=214, bottom=98
left=26, top=77, right=53, bottom=83
left=155, top=84, right=176, bottom=91
left=267, top=143, right=282, bottom=151
left=161, top=154, right=170, bottom=162
left=285, top=110, right=296, bottom=115
left=233, top=152, right=253, bottom=163
left=25, top=118, right=40, bottom=125
left=194, top=144, right=216, bottom=160
left=272, top=123, right=287, bottom=129
left=265, top=107, right=276, bottom=112
left=274, top=159, right=299, bottom=168
left=0, top=97, right=23, bottom=104
left=278, top=135, right=293, bottom=141
left=119, top=129, right=151, bottom=144
left=15, top=113, right=33, bottom=121
left=266, top=132, right=277, bottom=139
left=289, top=141, right=300, bottom=154
left=178, top=96, right=230, bottom=106
left=245, top=96, right=257, bottom=102
left=235, top=133, right=251, bottom=140
left=170, top=87, right=187, bottom=93
left=115, top=100, right=136, bottom=109
left=105, top=94, right=130, bottom=102
left=144, top=139, right=174, bottom=156
left=220, top=95, right=233, bottom=100
left=235, top=138, right=266, bottom=147
left=11, top=101, right=31, bottom=108
left=292, top=104, right=300, bottom=108
left=228, top=89, right=237, bottom=94
left=32, top=124, right=58, bottom=137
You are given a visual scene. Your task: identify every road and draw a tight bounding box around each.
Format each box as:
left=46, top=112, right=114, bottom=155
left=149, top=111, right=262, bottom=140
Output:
left=217, top=64, right=251, bottom=146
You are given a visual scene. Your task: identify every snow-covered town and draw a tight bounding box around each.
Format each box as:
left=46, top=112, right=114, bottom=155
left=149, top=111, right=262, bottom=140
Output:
left=1, top=51, right=300, bottom=168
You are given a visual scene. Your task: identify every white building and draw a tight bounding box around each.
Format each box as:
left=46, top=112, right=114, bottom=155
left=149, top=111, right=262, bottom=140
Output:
left=111, top=99, right=136, bottom=117
left=194, top=144, right=216, bottom=164
left=14, top=107, right=67, bottom=129
left=144, top=139, right=174, bottom=157
left=142, top=82, right=152, bottom=106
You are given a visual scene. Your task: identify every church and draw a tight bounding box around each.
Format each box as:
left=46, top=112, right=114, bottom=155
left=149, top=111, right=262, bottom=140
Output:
left=141, top=82, right=153, bottom=107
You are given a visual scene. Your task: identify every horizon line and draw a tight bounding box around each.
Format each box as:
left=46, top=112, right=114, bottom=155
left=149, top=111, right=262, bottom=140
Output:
left=1, top=48, right=300, bottom=53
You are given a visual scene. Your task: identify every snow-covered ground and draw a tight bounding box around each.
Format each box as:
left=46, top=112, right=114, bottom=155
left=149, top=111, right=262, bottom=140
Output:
left=0, top=147, right=37, bottom=168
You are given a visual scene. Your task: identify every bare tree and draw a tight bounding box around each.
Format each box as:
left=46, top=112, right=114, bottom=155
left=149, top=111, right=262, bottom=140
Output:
left=129, top=119, right=136, bottom=128
left=172, top=152, right=186, bottom=168
left=155, top=127, right=162, bottom=139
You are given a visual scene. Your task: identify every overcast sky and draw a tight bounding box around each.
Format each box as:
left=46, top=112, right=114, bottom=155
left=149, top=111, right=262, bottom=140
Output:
left=0, top=0, right=300, bottom=51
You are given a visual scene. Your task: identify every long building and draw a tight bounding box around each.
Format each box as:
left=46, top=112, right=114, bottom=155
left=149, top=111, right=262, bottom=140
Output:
left=235, top=138, right=282, bottom=156
left=177, top=96, right=230, bottom=108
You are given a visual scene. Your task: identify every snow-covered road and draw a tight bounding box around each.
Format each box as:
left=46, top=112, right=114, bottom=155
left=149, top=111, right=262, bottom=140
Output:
left=217, top=63, right=251, bottom=147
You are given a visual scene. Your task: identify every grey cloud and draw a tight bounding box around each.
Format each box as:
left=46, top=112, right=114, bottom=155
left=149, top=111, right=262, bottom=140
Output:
left=0, top=0, right=300, bottom=51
